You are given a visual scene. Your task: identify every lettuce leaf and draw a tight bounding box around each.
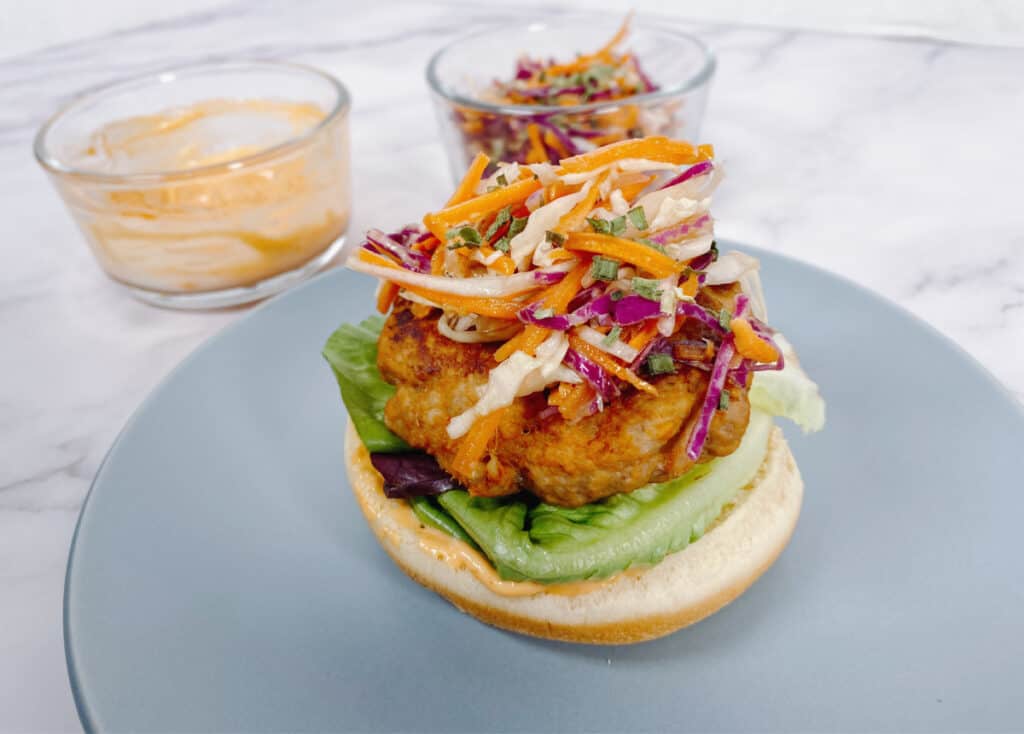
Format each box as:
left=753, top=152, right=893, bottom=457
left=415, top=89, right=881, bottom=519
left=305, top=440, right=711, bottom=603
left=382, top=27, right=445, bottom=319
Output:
left=436, top=413, right=772, bottom=583
left=322, top=317, right=409, bottom=453
left=749, top=334, right=826, bottom=433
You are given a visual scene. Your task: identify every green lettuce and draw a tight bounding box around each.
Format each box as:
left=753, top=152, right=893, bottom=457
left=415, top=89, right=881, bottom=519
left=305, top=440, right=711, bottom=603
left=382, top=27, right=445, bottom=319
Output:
left=322, top=317, right=409, bottom=453
left=748, top=334, right=826, bottom=432
left=436, top=413, right=771, bottom=582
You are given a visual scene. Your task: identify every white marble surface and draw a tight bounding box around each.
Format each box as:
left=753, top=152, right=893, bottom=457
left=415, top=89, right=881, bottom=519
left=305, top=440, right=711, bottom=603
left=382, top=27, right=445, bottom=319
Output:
left=1, top=2, right=1023, bottom=731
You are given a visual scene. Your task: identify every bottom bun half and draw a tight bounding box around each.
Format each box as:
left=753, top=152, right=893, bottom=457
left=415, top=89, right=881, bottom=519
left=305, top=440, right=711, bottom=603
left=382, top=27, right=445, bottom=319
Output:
left=344, top=421, right=803, bottom=645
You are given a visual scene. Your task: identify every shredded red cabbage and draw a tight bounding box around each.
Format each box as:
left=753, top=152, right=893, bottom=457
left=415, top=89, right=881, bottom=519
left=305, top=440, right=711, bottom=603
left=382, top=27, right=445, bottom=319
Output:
left=369, top=452, right=459, bottom=499
left=675, top=301, right=726, bottom=333
left=612, top=294, right=662, bottom=324
left=533, top=269, right=570, bottom=285
left=657, top=161, right=714, bottom=191
left=649, top=214, right=712, bottom=246
left=365, top=229, right=432, bottom=273
left=632, top=335, right=671, bottom=371
left=563, top=349, right=620, bottom=402
left=633, top=56, right=658, bottom=93
left=747, top=317, right=786, bottom=372
left=689, top=250, right=716, bottom=272
left=685, top=335, right=736, bottom=461
left=518, top=292, right=613, bottom=330
left=537, top=120, right=580, bottom=156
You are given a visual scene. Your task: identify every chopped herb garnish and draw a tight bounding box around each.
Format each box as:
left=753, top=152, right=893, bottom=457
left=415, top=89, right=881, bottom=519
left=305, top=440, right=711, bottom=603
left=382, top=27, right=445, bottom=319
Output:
left=601, top=326, right=622, bottom=347
left=609, top=289, right=625, bottom=302
left=446, top=225, right=482, bottom=249
left=533, top=307, right=555, bottom=320
left=493, top=236, right=511, bottom=253
left=627, top=206, right=648, bottom=230
left=718, top=308, right=733, bottom=330
left=485, top=206, right=512, bottom=240
left=459, top=226, right=481, bottom=245
left=584, top=64, right=616, bottom=87
left=545, top=230, right=566, bottom=245
left=632, top=277, right=663, bottom=302
left=718, top=391, right=730, bottom=411
left=709, top=240, right=719, bottom=262
left=496, top=173, right=509, bottom=187
left=646, top=352, right=676, bottom=376
left=587, top=217, right=612, bottom=235
left=508, top=215, right=528, bottom=239
left=638, top=237, right=667, bottom=254
left=609, top=215, right=627, bottom=237
left=590, top=256, right=620, bottom=281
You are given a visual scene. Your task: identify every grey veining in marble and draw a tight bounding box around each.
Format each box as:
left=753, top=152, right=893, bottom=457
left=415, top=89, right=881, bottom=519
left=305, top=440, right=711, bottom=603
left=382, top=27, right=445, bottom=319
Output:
left=1, top=2, right=1022, bottom=731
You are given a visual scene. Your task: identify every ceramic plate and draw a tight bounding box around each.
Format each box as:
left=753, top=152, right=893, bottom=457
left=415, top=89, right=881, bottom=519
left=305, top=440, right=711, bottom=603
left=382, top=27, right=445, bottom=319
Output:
left=65, top=244, right=1024, bottom=732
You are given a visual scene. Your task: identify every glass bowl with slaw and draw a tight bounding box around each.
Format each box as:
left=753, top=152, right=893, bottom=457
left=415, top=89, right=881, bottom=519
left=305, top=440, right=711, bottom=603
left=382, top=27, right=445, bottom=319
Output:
left=426, top=14, right=715, bottom=183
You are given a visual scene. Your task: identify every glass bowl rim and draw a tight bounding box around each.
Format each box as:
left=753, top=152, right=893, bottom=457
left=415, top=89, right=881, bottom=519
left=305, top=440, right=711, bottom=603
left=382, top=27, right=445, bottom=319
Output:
left=33, top=59, right=351, bottom=185
left=425, top=16, right=716, bottom=117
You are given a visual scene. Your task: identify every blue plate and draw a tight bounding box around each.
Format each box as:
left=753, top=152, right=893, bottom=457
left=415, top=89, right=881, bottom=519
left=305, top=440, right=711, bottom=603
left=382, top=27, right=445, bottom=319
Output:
left=66, top=245, right=1024, bottom=732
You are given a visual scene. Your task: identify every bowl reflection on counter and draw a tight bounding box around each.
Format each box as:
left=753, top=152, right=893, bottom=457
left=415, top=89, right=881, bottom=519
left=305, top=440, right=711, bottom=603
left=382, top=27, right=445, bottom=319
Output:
left=34, top=61, right=351, bottom=309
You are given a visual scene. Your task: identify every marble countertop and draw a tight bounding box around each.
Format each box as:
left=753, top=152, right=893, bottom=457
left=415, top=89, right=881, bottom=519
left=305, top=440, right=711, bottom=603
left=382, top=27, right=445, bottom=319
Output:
left=2, top=2, right=1022, bottom=731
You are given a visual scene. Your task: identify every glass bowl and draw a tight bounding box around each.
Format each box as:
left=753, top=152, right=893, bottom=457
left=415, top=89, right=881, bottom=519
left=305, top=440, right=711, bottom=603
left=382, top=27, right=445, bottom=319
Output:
left=426, top=16, right=715, bottom=182
left=34, top=61, right=351, bottom=309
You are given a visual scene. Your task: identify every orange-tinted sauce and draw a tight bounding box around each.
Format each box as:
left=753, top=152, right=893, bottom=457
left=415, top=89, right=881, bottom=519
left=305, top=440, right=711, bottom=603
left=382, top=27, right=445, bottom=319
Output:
left=59, top=99, right=350, bottom=293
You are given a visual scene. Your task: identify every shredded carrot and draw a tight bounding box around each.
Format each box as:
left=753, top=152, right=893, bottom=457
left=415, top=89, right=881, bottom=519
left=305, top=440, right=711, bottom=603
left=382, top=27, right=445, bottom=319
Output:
left=543, top=129, right=569, bottom=159
left=680, top=270, right=699, bottom=298
left=375, top=281, right=399, bottom=314
left=626, top=319, right=660, bottom=351
left=570, top=334, right=657, bottom=395
left=558, top=383, right=596, bottom=420
left=543, top=56, right=597, bottom=78
left=554, top=171, right=609, bottom=234
left=525, top=124, right=548, bottom=164
left=401, top=284, right=522, bottom=320
left=542, top=13, right=631, bottom=77
left=619, top=104, right=640, bottom=131
left=451, top=406, right=510, bottom=477
left=411, top=234, right=439, bottom=253
left=545, top=180, right=581, bottom=201
left=445, top=152, right=491, bottom=207
left=730, top=318, right=780, bottom=363
left=564, top=232, right=684, bottom=278
left=559, top=137, right=714, bottom=174
left=493, top=328, right=531, bottom=362
left=357, top=251, right=525, bottom=319
left=548, top=382, right=574, bottom=407
left=538, top=257, right=592, bottom=311
left=490, top=253, right=516, bottom=275
left=594, top=11, right=633, bottom=57
left=409, top=302, right=433, bottom=319
left=548, top=249, right=578, bottom=262
left=423, top=177, right=541, bottom=241
left=493, top=258, right=590, bottom=362
left=430, top=245, right=445, bottom=275
left=613, top=173, right=655, bottom=203
left=588, top=132, right=625, bottom=147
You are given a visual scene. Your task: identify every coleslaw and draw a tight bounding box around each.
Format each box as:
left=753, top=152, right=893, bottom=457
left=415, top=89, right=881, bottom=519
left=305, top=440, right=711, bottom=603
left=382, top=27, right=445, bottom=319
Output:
left=347, top=135, right=786, bottom=477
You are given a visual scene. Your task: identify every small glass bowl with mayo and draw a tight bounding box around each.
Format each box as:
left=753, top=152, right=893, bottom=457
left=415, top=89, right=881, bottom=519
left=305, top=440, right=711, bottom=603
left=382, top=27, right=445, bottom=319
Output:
left=34, top=61, right=351, bottom=308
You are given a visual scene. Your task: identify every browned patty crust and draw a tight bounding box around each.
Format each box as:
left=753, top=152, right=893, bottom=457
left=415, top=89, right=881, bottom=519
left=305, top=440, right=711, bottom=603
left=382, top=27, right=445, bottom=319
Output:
left=378, top=289, right=749, bottom=508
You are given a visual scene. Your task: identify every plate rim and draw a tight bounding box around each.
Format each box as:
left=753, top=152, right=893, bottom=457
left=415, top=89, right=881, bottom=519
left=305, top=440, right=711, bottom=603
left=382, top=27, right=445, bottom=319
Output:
left=62, top=244, right=1024, bottom=731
